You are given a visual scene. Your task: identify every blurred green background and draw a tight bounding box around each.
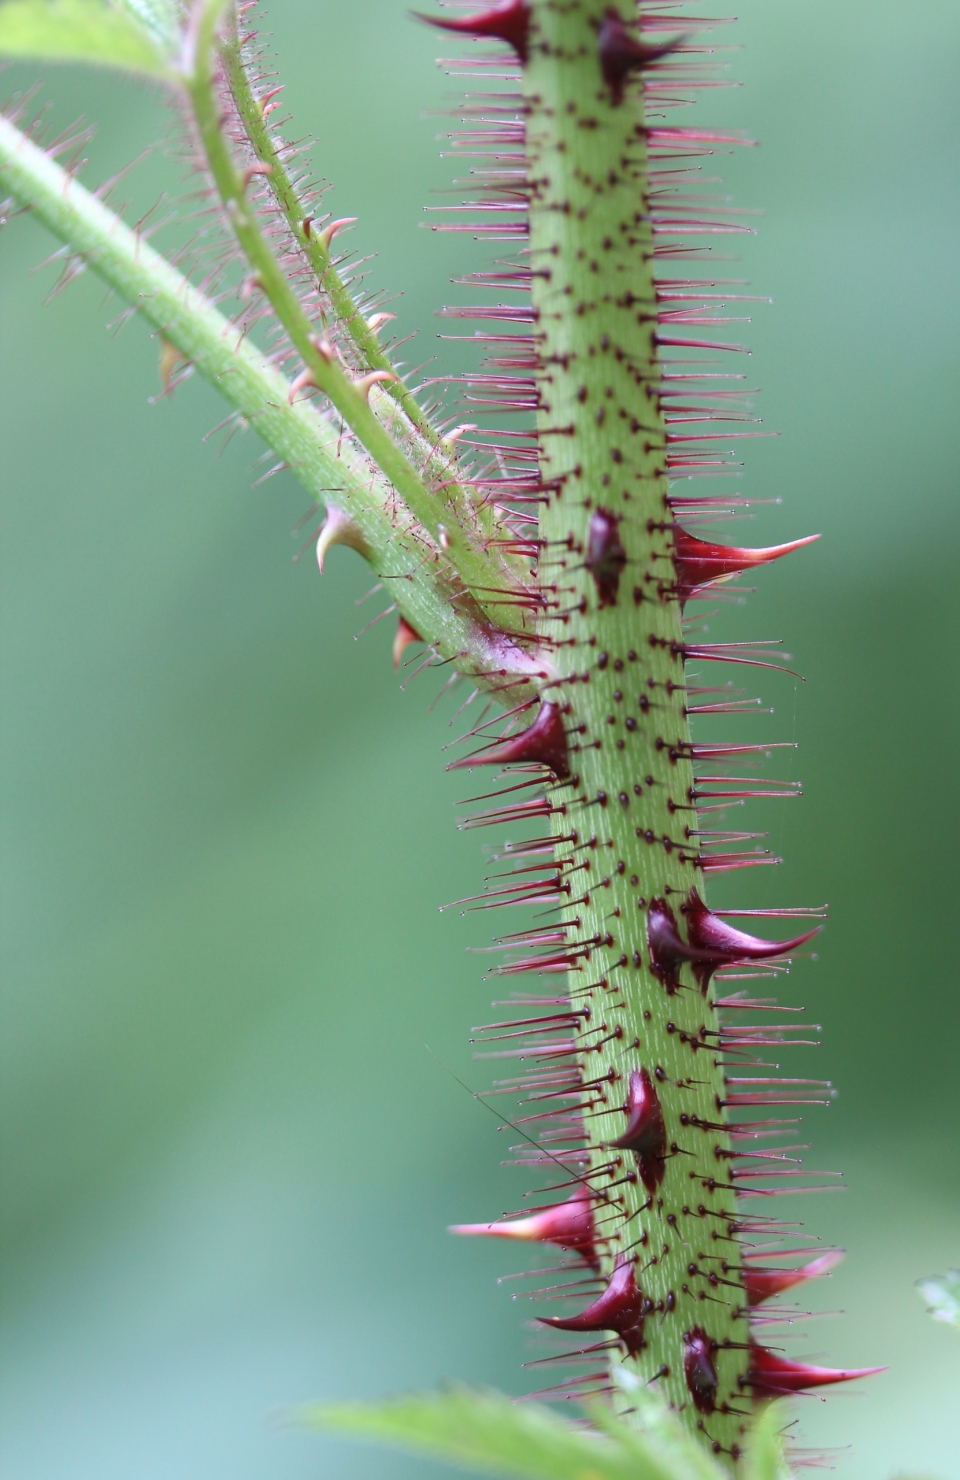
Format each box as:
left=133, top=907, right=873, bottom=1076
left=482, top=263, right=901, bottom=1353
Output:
left=1, top=0, right=959, bottom=1475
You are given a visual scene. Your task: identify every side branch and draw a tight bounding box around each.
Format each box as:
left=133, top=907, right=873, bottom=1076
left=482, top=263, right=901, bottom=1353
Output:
left=218, top=22, right=508, bottom=575
left=0, top=109, right=543, bottom=700
left=184, top=0, right=525, bottom=622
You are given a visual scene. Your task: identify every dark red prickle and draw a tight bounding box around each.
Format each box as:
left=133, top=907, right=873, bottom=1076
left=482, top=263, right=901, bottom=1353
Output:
left=743, top=1250, right=843, bottom=1306
left=585, top=507, right=627, bottom=607
left=597, top=8, right=684, bottom=106
left=415, top=0, right=530, bottom=63
left=447, top=700, right=570, bottom=780
left=673, top=526, right=819, bottom=607
left=610, top=1067, right=666, bottom=1193
left=684, top=889, right=820, bottom=993
left=450, top=1185, right=597, bottom=1264
left=683, top=1327, right=719, bottom=1413
left=746, top=1343, right=884, bottom=1396
left=646, top=896, right=689, bottom=993
left=648, top=892, right=820, bottom=995
left=539, top=1258, right=647, bottom=1355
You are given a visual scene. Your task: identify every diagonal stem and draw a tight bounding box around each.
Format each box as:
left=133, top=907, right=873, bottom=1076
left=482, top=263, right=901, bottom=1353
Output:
left=0, top=108, right=543, bottom=700
left=185, top=0, right=527, bottom=625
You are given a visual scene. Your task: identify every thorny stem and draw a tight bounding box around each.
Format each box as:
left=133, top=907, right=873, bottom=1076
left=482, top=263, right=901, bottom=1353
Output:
left=518, top=0, right=751, bottom=1456
left=186, top=0, right=528, bottom=625
left=0, top=110, right=541, bottom=699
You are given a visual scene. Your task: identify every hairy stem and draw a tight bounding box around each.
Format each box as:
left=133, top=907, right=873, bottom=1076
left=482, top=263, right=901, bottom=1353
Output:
left=526, top=0, right=745, bottom=1454
left=0, top=109, right=540, bottom=697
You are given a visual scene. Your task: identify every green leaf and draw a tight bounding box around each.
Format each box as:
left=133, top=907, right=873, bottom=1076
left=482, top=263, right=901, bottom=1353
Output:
left=916, top=1269, right=960, bottom=1329
left=115, top=0, right=180, bottom=51
left=304, top=1386, right=726, bottom=1480
left=743, top=1404, right=789, bottom=1480
left=0, top=0, right=174, bottom=77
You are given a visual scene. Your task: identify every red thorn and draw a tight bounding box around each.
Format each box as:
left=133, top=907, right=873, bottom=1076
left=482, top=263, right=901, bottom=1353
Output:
left=393, top=616, right=422, bottom=670
left=609, top=1068, right=666, bottom=1194
left=585, top=507, right=627, bottom=608
left=539, top=1258, right=647, bottom=1355
left=746, top=1344, right=884, bottom=1397
left=597, top=8, right=684, bottom=106
left=450, top=1185, right=596, bottom=1263
left=647, top=892, right=820, bottom=995
left=447, top=701, right=570, bottom=781
left=744, top=1250, right=844, bottom=1307
left=683, top=1327, right=719, bottom=1414
left=684, top=890, right=820, bottom=992
left=415, top=0, right=530, bottom=63
left=673, top=526, right=820, bottom=606
left=646, top=896, right=692, bottom=994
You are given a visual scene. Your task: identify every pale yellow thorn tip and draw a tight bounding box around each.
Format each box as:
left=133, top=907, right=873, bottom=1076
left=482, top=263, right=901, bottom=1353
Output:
left=354, top=370, right=398, bottom=401
left=158, top=336, right=189, bottom=392
left=288, top=368, right=317, bottom=405
left=318, top=217, right=357, bottom=251
left=315, top=505, right=368, bottom=574
left=448, top=1220, right=533, bottom=1241
left=441, top=423, right=477, bottom=450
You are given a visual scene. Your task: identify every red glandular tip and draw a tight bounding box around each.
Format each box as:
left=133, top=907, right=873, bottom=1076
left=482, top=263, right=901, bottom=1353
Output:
left=393, top=616, right=423, bottom=669
left=683, top=1327, right=719, bottom=1414
left=673, top=526, right=819, bottom=607
left=597, top=8, right=684, bottom=106
left=450, top=1185, right=596, bottom=1263
left=746, top=1343, right=884, bottom=1397
left=744, top=1249, right=844, bottom=1306
left=647, top=892, right=820, bottom=995
left=538, top=1257, right=647, bottom=1355
left=447, top=700, right=571, bottom=781
left=415, top=0, right=530, bottom=62
left=609, top=1067, right=666, bottom=1193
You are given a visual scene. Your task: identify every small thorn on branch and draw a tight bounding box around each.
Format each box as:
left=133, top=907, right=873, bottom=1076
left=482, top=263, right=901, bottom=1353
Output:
left=354, top=369, right=399, bottom=401
left=394, top=616, right=423, bottom=669
left=315, top=504, right=369, bottom=572
left=317, top=216, right=357, bottom=251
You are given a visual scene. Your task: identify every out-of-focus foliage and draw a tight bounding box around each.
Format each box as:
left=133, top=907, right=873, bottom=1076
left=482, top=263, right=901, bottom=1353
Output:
left=917, top=1273, right=960, bottom=1331
left=0, top=0, right=174, bottom=74
left=306, top=1386, right=725, bottom=1480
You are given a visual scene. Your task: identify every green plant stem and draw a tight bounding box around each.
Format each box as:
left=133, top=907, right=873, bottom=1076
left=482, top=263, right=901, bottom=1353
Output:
left=185, top=0, right=526, bottom=626
left=524, top=0, right=745, bottom=1457
left=0, top=109, right=542, bottom=698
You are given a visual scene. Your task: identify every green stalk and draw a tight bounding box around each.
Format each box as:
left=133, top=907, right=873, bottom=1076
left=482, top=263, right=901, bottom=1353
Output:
left=185, top=0, right=524, bottom=622
left=0, top=109, right=541, bottom=699
left=525, top=1, right=746, bottom=1455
